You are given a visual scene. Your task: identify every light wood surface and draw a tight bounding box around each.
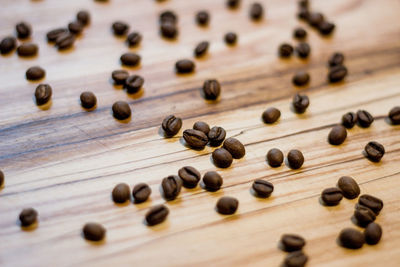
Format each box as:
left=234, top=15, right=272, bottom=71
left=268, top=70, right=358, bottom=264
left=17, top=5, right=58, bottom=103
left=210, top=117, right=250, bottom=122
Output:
left=0, top=0, right=399, bottom=266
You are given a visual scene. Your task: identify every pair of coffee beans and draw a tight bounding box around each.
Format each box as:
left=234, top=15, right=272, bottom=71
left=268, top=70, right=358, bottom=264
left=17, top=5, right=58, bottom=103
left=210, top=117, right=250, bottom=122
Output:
left=112, top=101, right=131, bottom=120
left=112, top=183, right=151, bottom=204
left=159, top=10, right=178, bottom=39
left=145, top=204, right=169, bottom=226
left=328, top=125, right=347, bottom=145
left=328, top=52, right=347, bottom=83
left=183, top=124, right=226, bottom=149
left=19, top=208, right=38, bottom=227
left=280, top=234, right=308, bottom=267
left=364, top=141, right=385, bottom=162
left=266, top=149, right=304, bottom=169
left=305, top=11, right=336, bottom=35
left=341, top=110, right=374, bottom=129
left=339, top=223, right=382, bottom=249
left=26, top=66, right=45, bottom=81
left=321, top=176, right=360, bottom=206
left=252, top=179, right=274, bottom=198
left=80, top=91, right=97, bottom=110
left=162, top=115, right=183, bottom=137
left=213, top=137, right=245, bottom=168
left=292, top=93, right=310, bottom=114
left=111, top=70, right=144, bottom=94
left=216, top=196, right=239, bottom=215
left=83, top=222, right=106, bottom=241
left=175, top=59, right=195, bottom=74
left=353, top=194, right=383, bottom=227
left=262, top=107, right=281, bottom=124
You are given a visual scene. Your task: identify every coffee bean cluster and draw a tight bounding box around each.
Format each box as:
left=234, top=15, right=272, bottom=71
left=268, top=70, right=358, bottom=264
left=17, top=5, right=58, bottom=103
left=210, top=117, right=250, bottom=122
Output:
left=0, top=21, right=39, bottom=57
left=297, top=0, right=336, bottom=36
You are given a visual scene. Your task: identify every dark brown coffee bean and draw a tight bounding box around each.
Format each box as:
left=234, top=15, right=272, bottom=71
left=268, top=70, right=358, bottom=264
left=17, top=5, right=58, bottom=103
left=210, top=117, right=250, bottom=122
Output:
left=208, top=126, right=226, bottom=147
left=308, top=12, right=324, bottom=27
left=16, top=22, right=32, bottom=39
left=212, top=148, right=233, bottom=168
left=281, top=234, right=306, bottom=252
left=161, top=175, right=182, bottom=201
left=224, top=32, right=237, bottom=45
left=202, top=171, right=223, bottom=191
left=126, top=32, right=142, bottom=47
left=0, top=36, right=17, bottom=54
left=17, top=43, right=38, bottom=57
left=176, top=59, right=195, bottom=74
left=266, top=148, right=284, bottom=167
left=226, top=0, right=240, bottom=9
left=160, top=10, right=178, bottom=24
left=35, top=84, right=52, bottom=106
left=328, top=125, right=347, bottom=145
left=364, top=222, right=382, bottom=245
left=287, top=149, right=304, bottom=169
left=298, top=0, right=309, bottom=8
left=216, top=196, right=238, bottom=215
left=328, top=65, right=348, bottom=83
left=162, top=115, right=182, bottom=137
left=292, top=93, right=309, bottom=114
left=319, top=21, right=335, bottom=35
left=125, top=75, right=144, bottom=93
left=80, top=91, right=97, bottom=109
left=132, top=183, right=151, bottom=203
left=249, top=3, right=263, bottom=21
left=364, top=141, right=385, bottom=162
left=329, top=52, right=345, bottom=67
left=183, top=129, right=208, bottom=149
left=46, top=28, right=68, bottom=42
left=112, top=101, right=131, bottom=120
left=252, top=179, right=274, bottom=198
left=193, top=121, right=210, bottom=135
left=196, top=11, right=210, bottom=26
left=77, top=10, right=90, bottom=26
left=112, top=183, right=130, bottom=203
left=194, top=41, right=209, bottom=57
left=342, top=112, right=357, bottom=129
left=0, top=170, right=4, bottom=187
left=223, top=137, right=245, bottom=159
left=19, top=208, right=38, bottom=227
left=389, top=106, right=400, bottom=125
left=145, top=205, right=169, bottom=226
left=26, top=66, right=45, bottom=81
left=293, top=27, right=307, bottom=40
left=111, top=70, right=129, bottom=85
left=83, top=223, right=106, bottom=241
left=339, top=228, right=365, bottom=249
left=356, top=110, right=374, bottom=128
left=202, top=79, right=221, bottom=100
left=279, top=43, right=294, bottom=58
left=55, top=33, right=75, bottom=50
left=120, top=53, right=141, bottom=67
left=262, top=107, right=281, bottom=124
left=337, top=176, right=360, bottom=199
left=68, top=22, right=84, bottom=35
left=292, top=71, right=310, bottom=86
left=354, top=204, right=376, bottom=227
left=295, top=42, right=311, bottom=58
left=112, top=21, right=129, bottom=36
left=283, top=251, right=308, bottom=267
left=358, top=194, right=383, bottom=215
left=321, top=187, right=343, bottom=206
left=178, top=166, right=201, bottom=188
left=297, top=8, right=310, bottom=21
left=160, top=21, right=178, bottom=39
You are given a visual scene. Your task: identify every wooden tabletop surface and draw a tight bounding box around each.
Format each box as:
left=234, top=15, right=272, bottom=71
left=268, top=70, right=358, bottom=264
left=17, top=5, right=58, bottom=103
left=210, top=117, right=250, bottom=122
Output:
left=0, top=0, right=399, bottom=266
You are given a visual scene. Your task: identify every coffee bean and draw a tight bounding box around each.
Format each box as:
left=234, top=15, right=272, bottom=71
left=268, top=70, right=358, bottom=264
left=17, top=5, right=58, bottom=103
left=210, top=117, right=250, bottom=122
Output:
left=145, top=205, right=169, bottom=226
left=80, top=91, right=97, bottom=109
left=354, top=204, right=376, bottom=227
left=262, top=107, right=281, bottom=124
left=297, top=8, right=310, bottom=21
left=83, top=223, right=106, bottom=241
left=223, top=137, right=245, bottom=159
left=194, top=41, right=209, bottom=57
left=319, top=21, right=335, bottom=35
left=212, top=148, right=233, bottom=168
left=46, top=28, right=68, bottom=42
left=17, top=43, right=38, bottom=57
left=160, top=21, right=178, bottom=39
left=389, top=106, right=400, bottom=125
left=120, top=53, right=141, bottom=67
left=266, top=148, right=284, bottom=167
left=16, top=22, right=32, bottom=39
left=295, top=42, right=311, bottom=58
left=55, top=33, right=75, bottom=50
left=364, top=141, right=385, bottom=162
left=111, top=70, right=129, bottom=85
left=226, top=0, right=240, bottom=9
left=68, top=22, right=84, bottom=35
left=328, top=65, right=348, bottom=83
left=252, top=179, right=274, bottom=198
left=358, top=194, right=383, bottom=215
left=112, top=183, right=130, bottom=203
left=328, top=125, right=347, bottom=145
left=112, top=101, right=131, bottom=120
left=178, top=166, right=201, bottom=188
left=249, top=3, right=263, bottom=21
left=364, top=223, right=382, bottom=245
left=321, top=187, right=343, bottom=206
left=0, top=170, right=4, bottom=187
left=339, top=228, right=365, bottom=249
left=216, top=196, right=238, bottom=215
left=162, top=115, right=182, bottom=137
left=125, top=75, right=144, bottom=93
left=357, top=110, right=374, bottom=128
left=224, top=32, right=237, bottom=45
left=126, top=32, right=142, bottom=47
left=329, top=52, right=345, bottom=67
left=161, top=175, right=182, bottom=201
left=19, top=208, right=38, bottom=227
left=160, top=10, right=178, bottom=24
left=292, top=93, right=309, bottom=114
left=293, top=27, right=307, bottom=40
left=35, top=84, right=52, bottom=106
left=112, top=21, right=129, bottom=36
left=281, top=234, right=306, bottom=252
left=132, top=183, right=151, bottom=203
left=176, top=59, right=195, bottom=74
left=283, top=251, right=308, bottom=267
left=202, top=79, right=221, bottom=100
left=341, top=112, right=357, bottom=129
left=279, top=43, right=294, bottom=58
left=77, top=10, right=90, bottom=26
left=202, top=171, right=223, bottom=191
left=26, top=66, right=45, bottom=81
left=287, top=149, right=304, bottom=169
left=0, top=36, right=17, bottom=54
left=337, top=176, right=360, bottom=199
left=292, top=71, right=310, bottom=86
left=298, top=0, right=309, bottom=8
left=308, top=12, right=324, bottom=27
left=183, top=129, right=208, bottom=149
left=193, top=121, right=210, bottom=135
left=196, top=11, right=210, bottom=26
left=208, top=126, right=226, bottom=147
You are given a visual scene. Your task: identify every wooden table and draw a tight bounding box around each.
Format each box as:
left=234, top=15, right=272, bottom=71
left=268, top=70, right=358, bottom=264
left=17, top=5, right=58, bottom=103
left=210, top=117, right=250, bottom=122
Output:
left=0, top=0, right=399, bottom=266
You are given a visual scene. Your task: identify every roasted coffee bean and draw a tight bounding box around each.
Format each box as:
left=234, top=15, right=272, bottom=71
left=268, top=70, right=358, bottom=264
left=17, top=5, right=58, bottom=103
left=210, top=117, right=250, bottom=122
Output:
left=112, top=101, right=131, bottom=120
left=176, top=59, right=195, bottom=73
left=77, top=10, right=90, bottom=26
left=83, top=223, right=106, bottom=241
left=160, top=21, right=178, bottom=38
left=328, top=125, right=347, bottom=145
left=298, top=0, right=309, bottom=8
left=224, top=32, right=237, bottom=45
left=68, top=22, right=84, bottom=35
left=0, top=170, right=4, bottom=187
left=17, top=43, right=38, bottom=57
left=125, top=75, right=144, bottom=93
left=321, top=187, right=343, bottom=206
left=292, top=71, right=310, bottom=86
left=126, top=32, right=142, bottom=47
left=112, top=183, right=130, bottom=203
left=132, top=183, right=151, bottom=203
left=329, top=52, right=345, bottom=67
left=80, top=91, right=97, bottom=109
left=160, top=10, right=178, bottom=24
left=212, top=148, right=233, bottom=168
left=16, top=22, right=32, bottom=39
left=287, top=149, right=304, bottom=169
left=364, top=223, right=382, bottom=245
left=202, top=171, right=223, bottom=191
left=111, top=70, right=129, bottom=85
left=279, top=43, right=294, bottom=58
left=145, top=205, right=169, bottom=226
left=196, top=11, right=210, bottom=26
left=295, top=42, right=311, bottom=58
left=328, top=65, right=348, bottom=83
left=112, top=21, right=129, bottom=36
left=292, top=93, right=309, bottom=114
left=46, top=28, right=68, bottom=42
left=281, top=234, right=306, bottom=252
left=208, top=126, right=226, bottom=147
left=319, top=21, right=335, bottom=35
left=26, top=66, right=45, bottom=81
left=35, top=84, right=52, bottom=106
left=339, top=228, right=365, bottom=249
left=354, top=204, right=376, bottom=227
left=342, top=112, right=357, bottom=129
left=0, top=36, right=17, bottom=54
left=161, top=175, right=182, bottom=201
left=262, top=107, right=281, bottom=124
left=364, top=141, right=385, bottom=162
left=249, top=3, right=263, bottom=20
left=308, top=12, right=324, bottom=27
left=162, top=115, right=182, bottom=137
left=266, top=148, right=284, bottom=167
left=55, top=33, right=75, bottom=50
left=226, top=0, right=240, bottom=9
left=178, top=166, right=201, bottom=188
left=297, top=8, right=310, bottom=21
left=358, top=194, right=383, bottom=215
left=252, top=179, right=274, bottom=198
left=223, top=137, right=245, bottom=159
left=283, top=251, right=308, bottom=267
left=120, top=53, right=141, bottom=67
left=193, top=121, right=210, bottom=135
left=202, top=79, right=221, bottom=100
left=183, top=129, right=208, bottom=149
left=216, top=196, right=238, bottom=215
left=389, top=106, right=400, bottom=125
left=337, top=176, right=360, bottom=199
left=194, top=41, right=209, bottom=57
left=19, top=208, right=38, bottom=227
left=293, top=27, right=307, bottom=40
left=357, top=110, right=374, bottom=128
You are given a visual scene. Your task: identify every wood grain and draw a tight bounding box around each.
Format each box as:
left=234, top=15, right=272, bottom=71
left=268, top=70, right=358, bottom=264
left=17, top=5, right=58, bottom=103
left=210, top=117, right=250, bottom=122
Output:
left=0, top=0, right=399, bottom=266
